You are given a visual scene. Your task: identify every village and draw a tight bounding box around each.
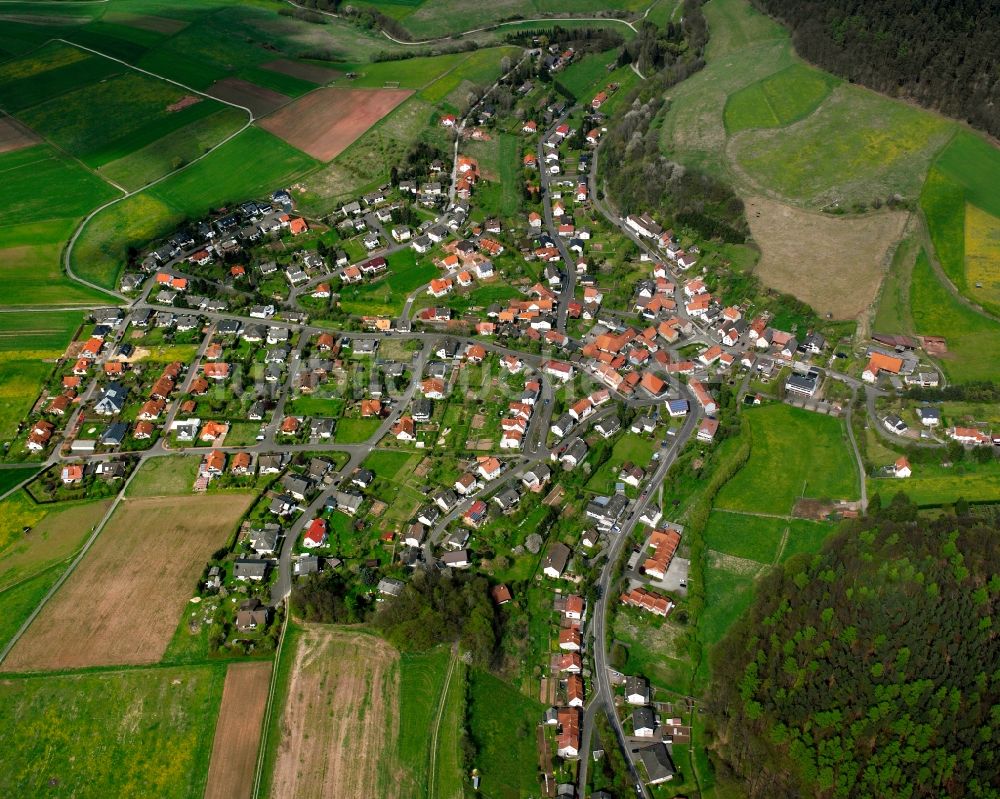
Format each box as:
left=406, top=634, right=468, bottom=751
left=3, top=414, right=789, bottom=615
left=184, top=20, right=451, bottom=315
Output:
left=8, top=37, right=988, bottom=799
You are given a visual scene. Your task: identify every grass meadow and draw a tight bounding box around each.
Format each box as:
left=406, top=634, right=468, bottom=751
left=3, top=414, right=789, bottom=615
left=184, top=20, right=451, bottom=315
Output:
left=868, top=460, right=1000, bottom=508
left=556, top=48, right=619, bottom=100
left=339, top=259, right=438, bottom=316
left=909, top=249, right=1000, bottom=383
left=0, top=664, right=225, bottom=799
left=723, top=63, right=837, bottom=132
left=362, top=450, right=420, bottom=480
left=125, top=456, right=201, bottom=498
left=468, top=669, right=544, bottom=799
left=704, top=510, right=831, bottom=564
left=714, top=404, right=858, bottom=514
left=334, top=417, right=382, bottom=444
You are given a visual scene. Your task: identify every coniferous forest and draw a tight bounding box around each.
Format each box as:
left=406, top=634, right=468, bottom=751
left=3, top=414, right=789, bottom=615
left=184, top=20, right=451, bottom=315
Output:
left=751, top=0, right=1000, bottom=138
left=708, top=496, right=1000, bottom=798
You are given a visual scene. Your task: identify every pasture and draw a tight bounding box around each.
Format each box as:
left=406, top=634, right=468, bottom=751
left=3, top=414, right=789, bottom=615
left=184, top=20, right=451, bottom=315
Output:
left=467, top=669, right=544, bottom=799
left=714, top=404, right=858, bottom=515
left=730, top=85, right=954, bottom=208
left=964, top=203, right=1000, bottom=312
left=556, top=47, right=619, bottom=100
left=745, top=195, right=908, bottom=319
left=204, top=661, right=273, bottom=799
left=0, top=664, right=224, bottom=799
left=873, top=236, right=918, bottom=334
left=2, top=493, right=254, bottom=671
left=268, top=627, right=404, bottom=798
left=259, top=87, right=412, bottom=161
left=724, top=63, right=837, bottom=132
left=909, top=249, right=1000, bottom=383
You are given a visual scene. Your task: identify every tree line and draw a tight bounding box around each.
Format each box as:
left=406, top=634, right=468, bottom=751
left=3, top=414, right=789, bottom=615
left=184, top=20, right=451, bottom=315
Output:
left=751, top=0, right=1000, bottom=138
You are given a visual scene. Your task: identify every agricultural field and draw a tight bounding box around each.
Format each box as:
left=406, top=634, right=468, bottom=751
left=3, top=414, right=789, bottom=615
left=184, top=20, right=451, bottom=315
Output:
left=909, top=249, right=1000, bottom=383
left=259, top=87, right=412, bottom=161
left=2, top=493, right=254, bottom=671
left=0, top=491, right=111, bottom=590
left=203, top=661, right=272, bottom=799
left=467, top=668, right=544, bottom=799
left=714, top=404, right=858, bottom=515
left=0, top=309, right=82, bottom=441
left=267, top=627, right=403, bottom=798
left=0, top=664, right=225, bottom=799
left=745, top=196, right=908, bottom=319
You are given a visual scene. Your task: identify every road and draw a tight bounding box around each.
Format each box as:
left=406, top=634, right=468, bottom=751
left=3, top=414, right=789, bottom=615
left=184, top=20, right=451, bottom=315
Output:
left=536, top=113, right=577, bottom=333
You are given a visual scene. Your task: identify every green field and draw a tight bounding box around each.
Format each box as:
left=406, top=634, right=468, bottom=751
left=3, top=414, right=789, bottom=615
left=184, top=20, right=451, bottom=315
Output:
left=334, top=417, right=381, bottom=444
left=19, top=71, right=223, bottom=167
left=705, top=510, right=831, bottom=564
left=730, top=85, right=954, bottom=207
left=339, top=259, right=438, bottom=316
left=714, top=404, right=858, bottom=514
left=724, top=63, right=837, bottom=132
left=869, top=461, right=1000, bottom=508
left=0, top=43, right=124, bottom=113
left=418, top=47, right=519, bottom=104
left=556, top=48, right=619, bottom=100
left=362, top=449, right=420, bottom=480
left=873, top=236, right=918, bottom=334
left=285, top=396, right=346, bottom=418
left=0, top=467, right=37, bottom=498
left=0, top=563, right=61, bottom=652
left=0, top=664, right=224, bottom=798
left=332, top=51, right=468, bottom=90
left=0, top=145, right=119, bottom=227
left=397, top=647, right=453, bottom=793
left=99, top=107, right=248, bottom=191
left=468, top=669, right=544, bottom=799
left=585, top=432, right=656, bottom=495
left=909, top=249, right=1000, bottom=383
left=72, top=126, right=317, bottom=289
left=125, top=456, right=200, bottom=497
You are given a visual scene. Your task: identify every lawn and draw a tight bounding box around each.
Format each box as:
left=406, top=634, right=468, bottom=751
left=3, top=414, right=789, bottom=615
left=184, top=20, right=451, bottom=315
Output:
left=335, top=417, right=381, bottom=444
left=714, top=404, right=858, bottom=515
left=585, top=432, right=656, bottom=495
left=704, top=510, right=832, bottom=564
left=0, top=664, right=225, bottom=799
left=447, top=283, right=522, bottom=314
left=724, top=63, right=838, bottom=132
left=909, top=248, right=1000, bottom=383
left=467, top=669, right=544, bottom=799
left=125, top=456, right=201, bottom=497
left=285, top=396, right=346, bottom=417
left=363, top=450, right=419, bottom=480
left=340, top=260, right=438, bottom=316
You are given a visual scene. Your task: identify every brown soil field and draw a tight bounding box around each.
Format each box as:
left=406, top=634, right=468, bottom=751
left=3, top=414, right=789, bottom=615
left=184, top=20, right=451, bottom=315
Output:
left=1, top=493, right=254, bottom=672
left=263, top=58, right=341, bottom=85
left=207, top=78, right=291, bottom=117
left=0, top=116, right=39, bottom=154
left=107, top=12, right=188, bottom=34
left=204, top=661, right=273, bottom=799
left=259, top=87, right=412, bottom=161
left=270, top=627, right=402, bottom=799
left=746, top=195, right=908, bottom=319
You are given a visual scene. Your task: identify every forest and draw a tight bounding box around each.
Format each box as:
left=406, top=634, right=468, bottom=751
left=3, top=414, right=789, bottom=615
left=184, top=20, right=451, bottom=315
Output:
left=707, top=495, right=1000, bottom=798
left=751, top=0, right=1000, bottom=138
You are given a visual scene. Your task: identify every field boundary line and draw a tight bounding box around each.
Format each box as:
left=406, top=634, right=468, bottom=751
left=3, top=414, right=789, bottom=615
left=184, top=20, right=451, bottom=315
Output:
left=0, top=463, right=141, bottom=666
left=250, top=610, right=289, bottom=799
left=713, top=507, right=794, bottom=520
left=426, top=642, right=459, bottom=798
left=35, top=38, right=257, bottom=302
left=772, top=525, right=790, bottom=564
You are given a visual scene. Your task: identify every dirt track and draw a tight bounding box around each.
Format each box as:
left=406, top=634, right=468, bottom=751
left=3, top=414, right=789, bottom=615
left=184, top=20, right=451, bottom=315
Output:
left=259, top=87, right=412, bottom=161
left=270, top=627, right=401, bottom=799
left=204, top=661, right=273, bottom=799
left=1, top=493, right=254, bottom=672
left=747, top=195, right=908, bottom=319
